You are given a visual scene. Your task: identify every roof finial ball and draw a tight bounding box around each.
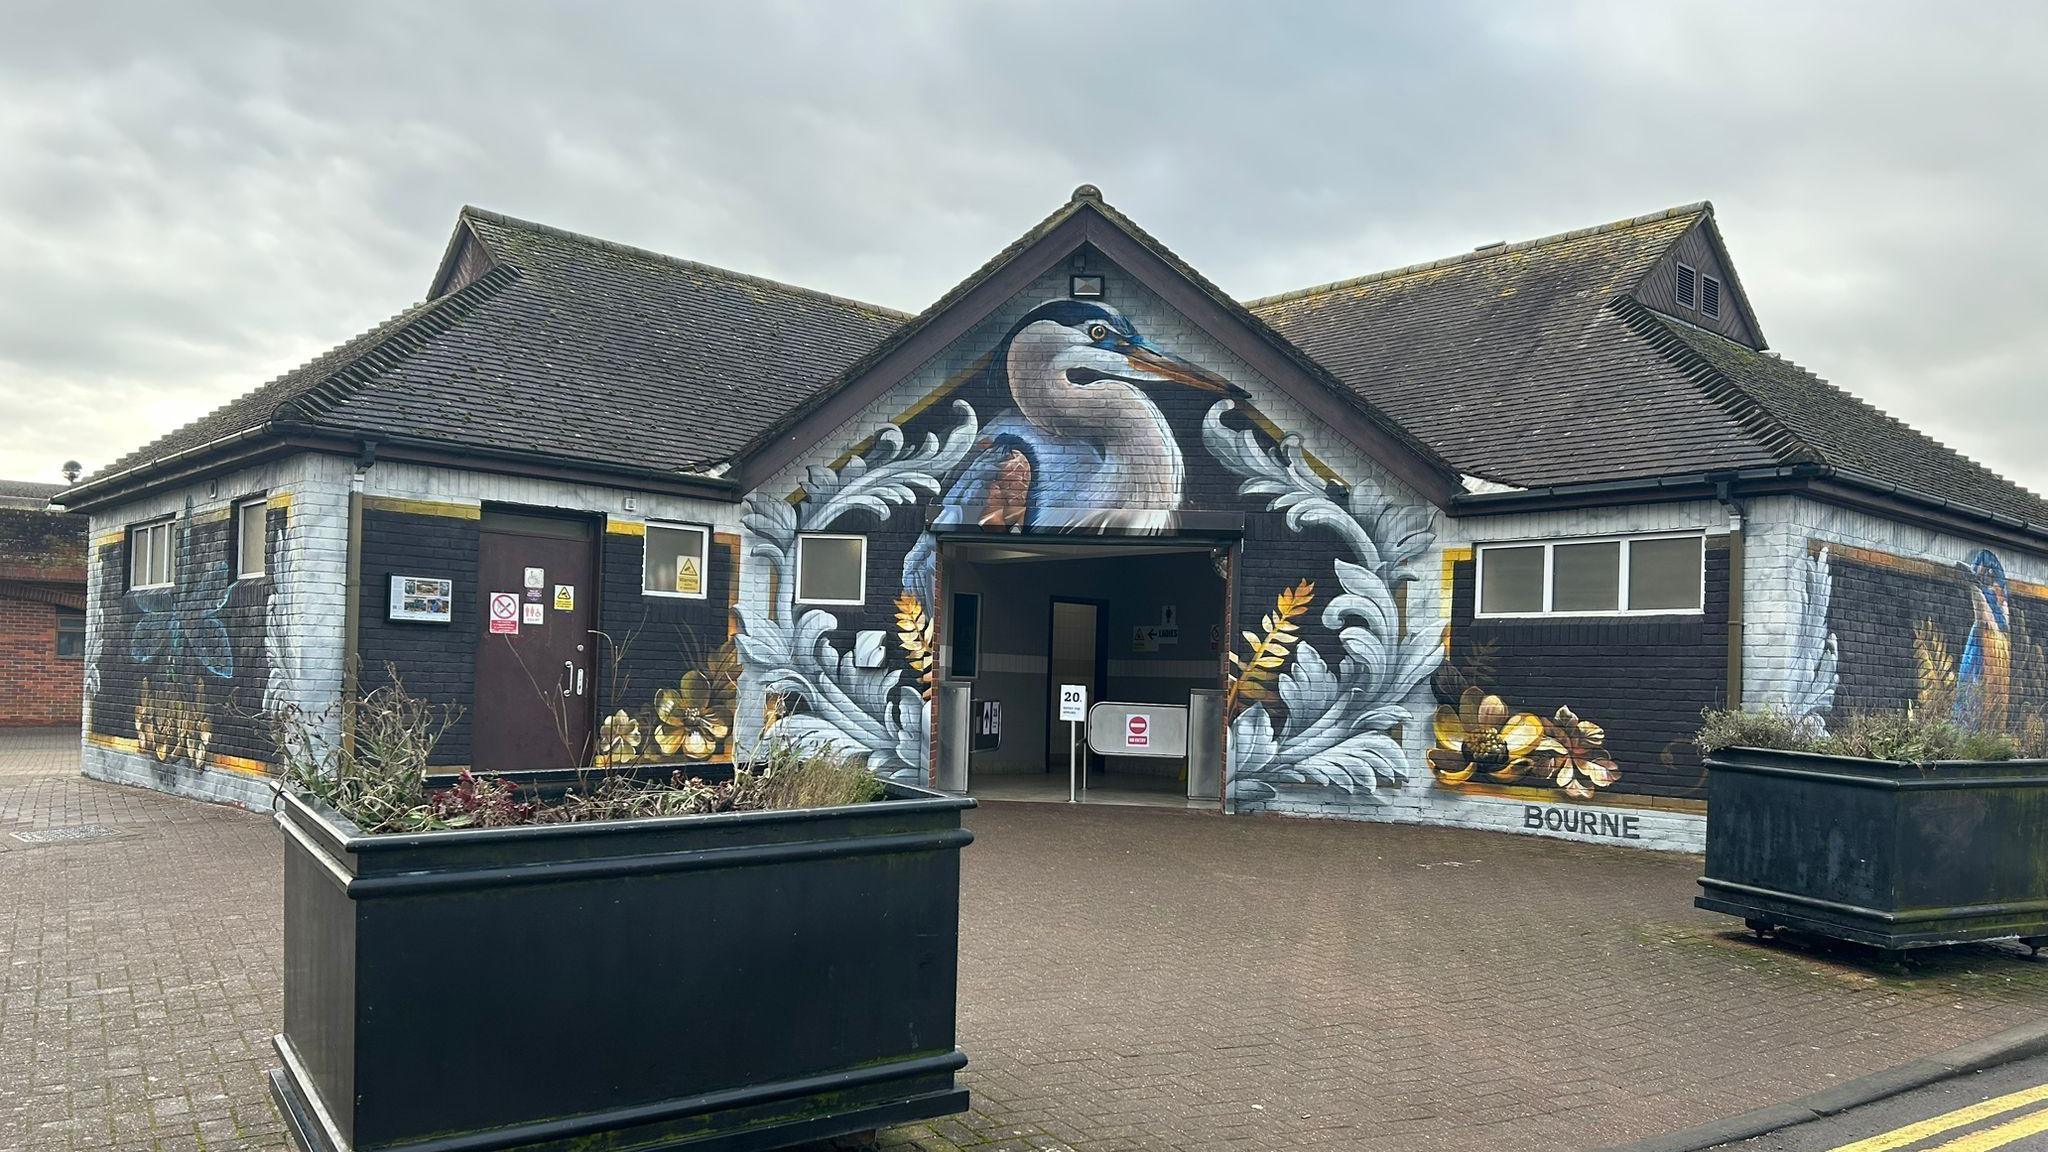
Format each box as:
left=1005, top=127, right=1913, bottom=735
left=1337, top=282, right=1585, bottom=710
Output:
left=1071, top=183, right=1102, bottom=202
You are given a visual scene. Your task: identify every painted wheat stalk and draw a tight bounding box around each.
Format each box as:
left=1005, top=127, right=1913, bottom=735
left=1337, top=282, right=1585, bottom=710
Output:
left=1227, top=579, right=1313, bottom=715
left=894, top=591, right=937, bottom=700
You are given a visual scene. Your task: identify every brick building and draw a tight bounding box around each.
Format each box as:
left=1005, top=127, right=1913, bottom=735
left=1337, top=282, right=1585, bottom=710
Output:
left=0, top=480, right=88, bottom=726
left=55, top=188, right=2048, bottom=850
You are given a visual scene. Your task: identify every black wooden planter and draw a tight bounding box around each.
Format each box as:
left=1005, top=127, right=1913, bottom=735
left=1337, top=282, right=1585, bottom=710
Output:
left=1696, top=746, right=2048, bottom=952
left=269, top=777, right=974, bottom=1152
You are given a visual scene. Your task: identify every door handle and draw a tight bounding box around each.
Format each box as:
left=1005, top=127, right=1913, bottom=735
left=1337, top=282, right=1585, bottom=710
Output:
left=575, top=667, right=585, bottom=697
left=561, top=660, right=574, bottom=697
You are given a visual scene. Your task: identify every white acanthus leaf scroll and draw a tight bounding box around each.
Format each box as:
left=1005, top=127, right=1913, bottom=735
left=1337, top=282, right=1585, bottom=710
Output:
left=1781, top=545, right=1838, bottom=737
left=734, top=402, right=980, bottom=781
left=1201, top=402, right=1443, bottom=803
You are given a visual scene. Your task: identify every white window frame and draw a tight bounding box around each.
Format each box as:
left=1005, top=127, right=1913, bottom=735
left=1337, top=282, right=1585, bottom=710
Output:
left=1474, top=531, right=1706, bottom=619
left=642, top=520, right=712, bottom=600
left=128, top=518, right=174, bottom=591
left=235, top=498, right=268, bottom=580
left=1675, top=261, right=1699, bottom=310
left=794, top=532, right=868, bottom=607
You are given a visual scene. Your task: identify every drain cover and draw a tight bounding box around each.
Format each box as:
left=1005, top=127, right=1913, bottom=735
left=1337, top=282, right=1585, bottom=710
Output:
left=11, top=824, right=122, bottom=845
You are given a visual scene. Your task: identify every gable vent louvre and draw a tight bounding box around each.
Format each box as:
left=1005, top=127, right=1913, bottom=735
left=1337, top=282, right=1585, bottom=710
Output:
left=1675, top=262, right=1697, bottom=309
left=1701, top=275, right=1722, bottom=319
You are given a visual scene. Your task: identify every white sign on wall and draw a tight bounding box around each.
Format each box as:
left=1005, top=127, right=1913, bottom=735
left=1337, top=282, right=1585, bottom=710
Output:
left=1058, top=683, right=1088, bottom=723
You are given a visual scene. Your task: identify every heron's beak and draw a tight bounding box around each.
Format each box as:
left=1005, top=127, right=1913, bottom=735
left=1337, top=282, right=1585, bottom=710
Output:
left=1121, top=344, right=1246, bottom=397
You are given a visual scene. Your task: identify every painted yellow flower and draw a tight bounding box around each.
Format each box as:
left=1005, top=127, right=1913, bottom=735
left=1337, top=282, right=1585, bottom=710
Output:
left=598, top=709, right=642, bottom=765
left=653, top=670, right=731, bottom=760
left=1428, top=687, right=1553, bottom=786
left=1544, top=705, right=1619, bottom=799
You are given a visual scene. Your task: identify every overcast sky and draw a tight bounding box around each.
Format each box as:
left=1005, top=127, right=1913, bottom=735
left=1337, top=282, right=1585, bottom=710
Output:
left=2, top=2, right=2044, bottom=495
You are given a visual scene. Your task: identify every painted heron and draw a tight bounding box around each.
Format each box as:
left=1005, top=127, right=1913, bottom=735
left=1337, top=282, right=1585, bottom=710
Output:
left=903, top=298, right=1242, bottom=604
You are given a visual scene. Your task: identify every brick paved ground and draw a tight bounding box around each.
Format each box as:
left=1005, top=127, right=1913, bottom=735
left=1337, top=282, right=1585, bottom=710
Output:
left=4, top=731, right=2046, bottom=1152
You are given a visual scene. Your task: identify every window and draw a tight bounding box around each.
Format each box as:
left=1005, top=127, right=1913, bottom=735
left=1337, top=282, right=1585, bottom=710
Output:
left=1700, top=274, right=1722, bottom=320
left=1476, top=533, right=1704, bottom=617
left=128, top=519, right=174, bottom=590
left=794, top=533, right=866, bottom=605
left=55, top=608, right=84, bottom=659
left=643, top=522, right=710, bottom=598
left=1675, top=262, right=1698, bottom=310
left=1476, top=545, right=1544, bottom=614
left=950, top=592, right=981, bottom=678
left=235, top=498, right=267, bottom=579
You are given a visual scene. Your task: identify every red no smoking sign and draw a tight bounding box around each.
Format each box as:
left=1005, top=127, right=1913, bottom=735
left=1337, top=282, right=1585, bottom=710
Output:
left=488, top=591, right=520, bottom=634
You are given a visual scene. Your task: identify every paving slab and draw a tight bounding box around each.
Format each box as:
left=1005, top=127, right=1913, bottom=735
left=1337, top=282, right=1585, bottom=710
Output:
left=2, top=729, right=2044, bottom=1152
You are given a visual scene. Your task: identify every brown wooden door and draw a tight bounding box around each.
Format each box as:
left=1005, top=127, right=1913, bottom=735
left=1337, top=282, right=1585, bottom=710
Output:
left=473, top=511, right=598, bottom=771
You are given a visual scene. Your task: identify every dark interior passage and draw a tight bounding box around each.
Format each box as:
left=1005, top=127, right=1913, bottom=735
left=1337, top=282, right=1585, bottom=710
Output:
left=939, top=541, right=1227, bottom=802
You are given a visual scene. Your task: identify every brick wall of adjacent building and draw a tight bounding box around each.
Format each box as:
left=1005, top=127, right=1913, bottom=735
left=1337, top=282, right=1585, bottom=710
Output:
left=0, top=597, right=82, bottom=724
left=0, top=501, right=88, bottom=726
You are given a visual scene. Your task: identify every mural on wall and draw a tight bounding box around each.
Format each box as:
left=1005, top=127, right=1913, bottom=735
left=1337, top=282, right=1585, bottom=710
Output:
left=1780, top=546, right=1839, bottom=735
left=734, top=295, right=1447, bottom=799
left=1816, top=542, right=2048, bottom=733
left=899, top=300, right=1241, bottom=605
left=1201, top=405, right=1443, bottom=804
left=598, top=641, right=740, bottom=765
left=1428, top=541, right=1731, bottom=803
left=88, top=498, right=273, bottom=772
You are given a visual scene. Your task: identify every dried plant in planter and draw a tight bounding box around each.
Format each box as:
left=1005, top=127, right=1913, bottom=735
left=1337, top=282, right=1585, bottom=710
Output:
left=1696, top=704, right=2041, bottom=762
left=271, top=663, right=463, bottom=833
left=275, top=668, right=888, bottom=834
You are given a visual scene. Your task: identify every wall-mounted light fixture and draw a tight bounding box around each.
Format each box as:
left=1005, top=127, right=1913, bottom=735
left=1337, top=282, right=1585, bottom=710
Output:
left=1069, top=273, right=1105, bottom=299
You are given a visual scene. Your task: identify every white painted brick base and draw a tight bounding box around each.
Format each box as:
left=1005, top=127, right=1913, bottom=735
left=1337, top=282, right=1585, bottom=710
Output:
left=80, top=742, right=278, bottom=811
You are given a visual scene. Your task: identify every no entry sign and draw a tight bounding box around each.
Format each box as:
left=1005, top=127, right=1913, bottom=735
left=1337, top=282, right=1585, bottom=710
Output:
left=487, top=591, right=521, bottom=635
left=1125, top=713, right=1150, bottom=748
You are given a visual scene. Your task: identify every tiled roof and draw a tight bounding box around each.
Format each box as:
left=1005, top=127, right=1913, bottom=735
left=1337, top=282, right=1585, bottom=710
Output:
left=1249, top=205, right=1788, bottom=488
left=0, top=480, right=64, bottom=501
left=83, top=209, right=907, bottom=488
left=68, top=197, right=2046, bottom=533
left=1248, top=204, right=2048, bottom=528
left=729, top=185, right=1454, bottom=484
left=1632, top=305, right=2048, bottom=525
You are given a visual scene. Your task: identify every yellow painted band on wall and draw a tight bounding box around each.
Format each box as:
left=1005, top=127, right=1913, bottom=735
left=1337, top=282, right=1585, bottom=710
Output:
left=85, top=732, right=274, bottom=778
left=607, top=518, right=647, bottom=537
left=360, top=496, right=482, bottom=520
left=266, top=492, right=294, bottom=511
left=1821, top=540, right=2048, bottom=601
left=94, top=530, right=126, bottom=548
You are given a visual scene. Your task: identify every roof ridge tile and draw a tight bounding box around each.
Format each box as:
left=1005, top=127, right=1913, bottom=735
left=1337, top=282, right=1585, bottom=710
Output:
left=458, top=205, right=914, bottom=322
left=1246, top=201, right=1712, bottom=309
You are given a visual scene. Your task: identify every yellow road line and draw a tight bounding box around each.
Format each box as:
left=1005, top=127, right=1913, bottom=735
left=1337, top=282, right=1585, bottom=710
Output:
left=1920, top=1104, right=2048, bottom=1152
left=1829, top=1083, right=2048, bottom=1152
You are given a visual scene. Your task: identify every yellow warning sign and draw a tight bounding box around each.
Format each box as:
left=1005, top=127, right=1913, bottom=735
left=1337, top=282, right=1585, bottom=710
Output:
left=553, top=584, right=574, bottom=611
left=676, top=556, right=702, bottom=595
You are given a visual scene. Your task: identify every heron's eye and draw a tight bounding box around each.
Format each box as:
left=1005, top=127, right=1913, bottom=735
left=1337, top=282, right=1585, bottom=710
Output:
left=1085, top=322, right=1109, bottom=342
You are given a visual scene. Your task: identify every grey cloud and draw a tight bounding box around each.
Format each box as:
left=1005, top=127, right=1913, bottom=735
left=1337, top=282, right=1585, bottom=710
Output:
left=1, top=0, right=2043, bottom=496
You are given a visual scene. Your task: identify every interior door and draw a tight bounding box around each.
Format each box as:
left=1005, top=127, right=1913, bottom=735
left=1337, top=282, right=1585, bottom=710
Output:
left=1046, top=598, right=1105, bottom=777
left=473, top=511, right=598, bottom=771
